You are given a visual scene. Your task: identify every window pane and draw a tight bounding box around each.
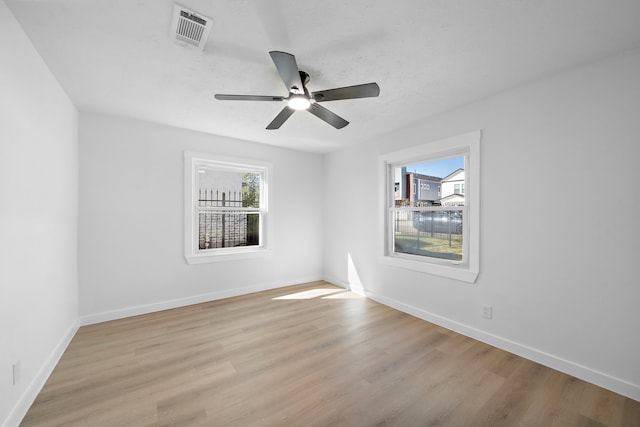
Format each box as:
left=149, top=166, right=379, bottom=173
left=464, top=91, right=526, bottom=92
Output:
left=197, top=168, right=246, bottom=207
left=392, top=210, right=463, bottom=261
left=196, top=168, right=261, bottom=208
left=393, top=156, right=464, bottom=208
left=381, top=131, right=479, bottom=280
left=198, top=211, right=260, bottom=249
left=186, top=153, right=272, bottom=263
left=242, top=172, right=260, bottom=208
left=195, top=165, right=262, bottom=251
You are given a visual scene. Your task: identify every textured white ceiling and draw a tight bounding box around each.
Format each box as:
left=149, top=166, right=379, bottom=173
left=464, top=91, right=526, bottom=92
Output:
left=6, top=0, right=640, bottom=153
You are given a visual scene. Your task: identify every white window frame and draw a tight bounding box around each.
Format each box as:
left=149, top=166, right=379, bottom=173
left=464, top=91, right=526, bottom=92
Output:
left=379, top=131, right=480, bottom=283
left=184, top=151, right=273, bottom=264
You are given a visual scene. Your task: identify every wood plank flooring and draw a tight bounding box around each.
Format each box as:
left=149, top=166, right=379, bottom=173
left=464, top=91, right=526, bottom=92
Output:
left=21, top=281, right=640, bottom=426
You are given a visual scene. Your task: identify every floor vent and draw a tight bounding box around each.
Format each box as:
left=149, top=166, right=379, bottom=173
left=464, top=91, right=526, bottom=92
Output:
left=170, top=3, right=213, bottom=50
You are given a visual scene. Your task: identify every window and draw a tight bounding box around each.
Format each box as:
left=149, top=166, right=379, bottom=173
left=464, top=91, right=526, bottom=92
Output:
left=379, top=131, right=480, bottom=283
left=184, top=152, right=272, bottom=264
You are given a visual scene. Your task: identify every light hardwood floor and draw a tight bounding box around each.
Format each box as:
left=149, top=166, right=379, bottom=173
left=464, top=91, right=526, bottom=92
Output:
left=22, top=281, right=640, bottom=426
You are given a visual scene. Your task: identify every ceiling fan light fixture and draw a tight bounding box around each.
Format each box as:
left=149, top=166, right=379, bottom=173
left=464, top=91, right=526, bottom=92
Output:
left=287, top=95, right=311, bottom=110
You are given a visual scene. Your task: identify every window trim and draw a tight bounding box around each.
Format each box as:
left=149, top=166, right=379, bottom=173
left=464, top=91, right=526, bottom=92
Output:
left=184, top=151, right=273, bottom=264
left=379, top=131, right=480, bottom=283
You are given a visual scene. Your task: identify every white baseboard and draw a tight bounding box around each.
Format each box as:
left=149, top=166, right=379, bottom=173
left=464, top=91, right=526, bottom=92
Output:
left=360, top=289, right=640, bottom=402
left=79, top=276, right=324, bottom=326
left=322, top=275, right=351, bottom=291
left=3, top=319, right=79, bottom=427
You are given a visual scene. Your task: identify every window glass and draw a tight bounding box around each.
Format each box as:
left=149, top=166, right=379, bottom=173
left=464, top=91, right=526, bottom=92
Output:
left=185, top=152, right=271, bottom=264
left=380, top=130, right=480, bottom=283
left=195, top=167, right=262, bottom=250
left=391, top=156, right=465, bottom=262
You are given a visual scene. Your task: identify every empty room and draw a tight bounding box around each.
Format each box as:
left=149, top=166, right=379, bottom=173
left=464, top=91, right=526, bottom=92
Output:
left=1, top=0, right=639, bottom=426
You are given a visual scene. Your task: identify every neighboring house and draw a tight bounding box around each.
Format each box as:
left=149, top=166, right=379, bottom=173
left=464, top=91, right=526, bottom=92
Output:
left=437, top=193, right=465, bottom=207
left=395, top=167, right=466, bottom=207
left=394, top=167, right=442, bottom=206
left=438, top=168, right=465, bottom=206
left=440, top=168, right=464, bottom=197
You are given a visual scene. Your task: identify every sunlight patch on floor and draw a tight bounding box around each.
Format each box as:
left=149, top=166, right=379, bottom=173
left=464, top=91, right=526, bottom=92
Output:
left=273, top=288, right=344, bottom=300
left=322, top=291, right=364, bottom=299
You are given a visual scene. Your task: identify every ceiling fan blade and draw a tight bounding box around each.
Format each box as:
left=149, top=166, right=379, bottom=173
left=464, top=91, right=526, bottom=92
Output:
left=308, top=103, right=349, bottom=129
left=215, top=94, right=284, bottom=101
left=269, top=51, right=304, bottom=94
left=312, top=82, right=380, bottom=102
left=266, top=106, right=295, bottom=129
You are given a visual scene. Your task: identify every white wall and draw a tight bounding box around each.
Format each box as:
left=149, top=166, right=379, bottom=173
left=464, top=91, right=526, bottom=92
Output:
left=78, top=112, right=325, bottom=323
left=0, top=2, right=79, bottom=426
left=323, top=49, right=640, bottom=400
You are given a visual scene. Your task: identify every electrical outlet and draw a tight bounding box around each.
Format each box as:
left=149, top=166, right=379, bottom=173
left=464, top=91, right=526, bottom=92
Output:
left=482, top=305, right=493, bottom=320
left=12, top=361, right=21, bottom=386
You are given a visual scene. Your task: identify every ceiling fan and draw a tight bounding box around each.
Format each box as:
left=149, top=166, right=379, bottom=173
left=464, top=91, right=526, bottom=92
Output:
left=214, top=51, right=380, bottom=130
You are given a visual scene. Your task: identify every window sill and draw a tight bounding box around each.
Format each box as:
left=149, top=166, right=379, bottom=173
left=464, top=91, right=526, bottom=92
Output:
left=381, top=254, right=478, bottom=283
left=185, top=248, right=271, bottom=264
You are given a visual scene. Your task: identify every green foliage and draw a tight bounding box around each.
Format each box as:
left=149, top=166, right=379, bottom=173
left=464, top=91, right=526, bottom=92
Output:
left=242, top=173, right=260, bottom=208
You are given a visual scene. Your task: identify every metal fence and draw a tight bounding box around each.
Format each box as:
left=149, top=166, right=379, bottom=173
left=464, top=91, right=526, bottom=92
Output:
left=197, top=189, right=259, bottom=250
left=392, top=210, right=463, bottom=261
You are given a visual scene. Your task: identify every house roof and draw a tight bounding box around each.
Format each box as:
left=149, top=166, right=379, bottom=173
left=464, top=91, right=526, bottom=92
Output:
left=442, top=168, right=465, bottom=182
left=409, top=172, right=442, bottom=182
